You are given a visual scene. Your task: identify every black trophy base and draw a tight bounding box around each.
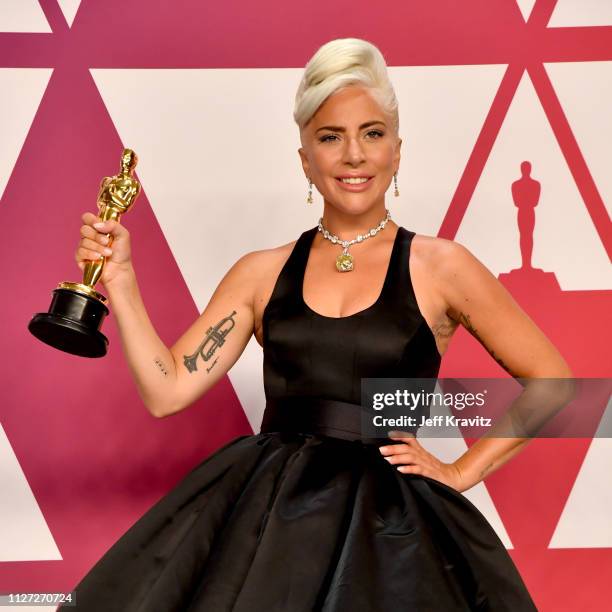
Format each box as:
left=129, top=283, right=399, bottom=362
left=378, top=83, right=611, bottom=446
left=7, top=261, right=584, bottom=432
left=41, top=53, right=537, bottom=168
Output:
left=28, top=286, right=110, bottom=357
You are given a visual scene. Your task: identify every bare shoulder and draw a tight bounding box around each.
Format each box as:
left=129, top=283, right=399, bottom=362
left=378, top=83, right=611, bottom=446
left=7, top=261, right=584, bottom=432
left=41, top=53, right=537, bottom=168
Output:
left=409, top=232, right=461, bottom=303
left=412, top=232, right=572, bottom=377
left=241, top=238, right=297, bottom=282
left=411, top=230, right=514, bottom=303
left=251, top=237, right=298, bottom=264
left=410, top=232, right=461, bottom=273
left=226, top=237, right=297, bottom=290
left=410, top=232, right=481, bottom=295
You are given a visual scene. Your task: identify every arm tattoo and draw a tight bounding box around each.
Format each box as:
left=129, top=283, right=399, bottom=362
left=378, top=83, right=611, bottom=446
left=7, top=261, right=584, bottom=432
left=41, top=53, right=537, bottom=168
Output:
left=458, top=311, right=518, bottom=377
left=183, top=310, right=237, bottom=373
left=154, top=356, right=170, bottom=377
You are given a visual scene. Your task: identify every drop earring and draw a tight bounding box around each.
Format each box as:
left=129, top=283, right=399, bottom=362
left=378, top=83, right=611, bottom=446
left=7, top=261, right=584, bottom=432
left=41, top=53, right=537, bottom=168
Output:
left=307, top=178, right=313, bottom=205
left=393, top=172, right=399, bottom=197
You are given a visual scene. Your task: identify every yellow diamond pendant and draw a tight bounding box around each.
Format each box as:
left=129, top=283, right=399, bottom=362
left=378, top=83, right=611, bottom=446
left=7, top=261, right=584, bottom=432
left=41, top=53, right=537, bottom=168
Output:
left=336, top=249, right=354, bottom=272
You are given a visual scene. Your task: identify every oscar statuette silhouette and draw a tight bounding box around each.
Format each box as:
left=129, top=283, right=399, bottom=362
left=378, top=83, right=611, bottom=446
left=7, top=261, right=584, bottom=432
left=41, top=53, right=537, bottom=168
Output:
left=498, top=160, right=560, bottom=292
left=28, top=148, right=141, bottom=357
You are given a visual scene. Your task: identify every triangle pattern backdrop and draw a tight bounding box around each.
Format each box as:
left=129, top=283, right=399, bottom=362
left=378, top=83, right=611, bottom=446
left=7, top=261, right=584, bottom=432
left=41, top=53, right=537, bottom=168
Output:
left=0, top=1, right=610, bottom=610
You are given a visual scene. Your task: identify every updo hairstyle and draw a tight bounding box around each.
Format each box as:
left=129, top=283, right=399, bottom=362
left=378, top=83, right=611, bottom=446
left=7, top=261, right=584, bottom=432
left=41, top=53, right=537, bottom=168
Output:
left=293, top=37, right=399, bottom=136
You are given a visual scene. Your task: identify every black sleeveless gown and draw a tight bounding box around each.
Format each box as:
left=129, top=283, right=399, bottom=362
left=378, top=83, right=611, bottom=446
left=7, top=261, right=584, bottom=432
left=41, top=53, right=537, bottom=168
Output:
left=63, top=226, right=537, bottom=611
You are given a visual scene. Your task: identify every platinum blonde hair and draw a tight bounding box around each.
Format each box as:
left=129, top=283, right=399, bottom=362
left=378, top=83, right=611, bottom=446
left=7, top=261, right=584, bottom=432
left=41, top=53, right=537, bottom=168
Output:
left=293, top=37, right=399, bottom=136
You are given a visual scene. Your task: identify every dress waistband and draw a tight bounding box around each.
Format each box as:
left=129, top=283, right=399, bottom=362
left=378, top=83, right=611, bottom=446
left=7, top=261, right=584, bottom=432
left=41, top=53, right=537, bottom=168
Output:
left=260, top=396, right=416, bottom=447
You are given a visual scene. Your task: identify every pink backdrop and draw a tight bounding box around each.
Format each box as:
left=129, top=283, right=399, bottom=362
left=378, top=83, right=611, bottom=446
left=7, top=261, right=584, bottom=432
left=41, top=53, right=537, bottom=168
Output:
left=1, top=1, right=611, bottom=610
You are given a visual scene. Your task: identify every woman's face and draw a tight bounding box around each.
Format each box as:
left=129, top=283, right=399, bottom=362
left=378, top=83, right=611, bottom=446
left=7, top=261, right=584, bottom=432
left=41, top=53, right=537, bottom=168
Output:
left=298, top=85, right=401, bottom=215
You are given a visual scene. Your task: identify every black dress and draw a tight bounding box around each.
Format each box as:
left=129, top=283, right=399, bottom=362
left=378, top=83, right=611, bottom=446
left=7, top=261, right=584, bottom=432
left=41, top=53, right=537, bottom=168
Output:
left=63, top=226, right=537, bottom=611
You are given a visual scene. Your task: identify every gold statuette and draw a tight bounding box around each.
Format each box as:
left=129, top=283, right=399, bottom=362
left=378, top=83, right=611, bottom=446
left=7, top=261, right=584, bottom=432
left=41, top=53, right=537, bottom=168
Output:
left=28, top=149, right=141, bottom=357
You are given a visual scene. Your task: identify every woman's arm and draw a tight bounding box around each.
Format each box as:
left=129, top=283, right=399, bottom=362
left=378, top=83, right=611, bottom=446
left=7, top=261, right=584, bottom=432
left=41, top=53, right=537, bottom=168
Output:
left=439, top=240, right=573, bottom=490
left=380, top=238, right=573, bottom=492
left=104, top=251, right=260, bottom=419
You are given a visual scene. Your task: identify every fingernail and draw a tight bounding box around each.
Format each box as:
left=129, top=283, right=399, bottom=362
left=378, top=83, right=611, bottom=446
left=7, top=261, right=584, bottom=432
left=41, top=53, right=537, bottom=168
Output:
left=379, top=447, right=388, bottom=454
left=103, top=248, right=112, bottom=255
left=93, top=222, right=105, bottom=229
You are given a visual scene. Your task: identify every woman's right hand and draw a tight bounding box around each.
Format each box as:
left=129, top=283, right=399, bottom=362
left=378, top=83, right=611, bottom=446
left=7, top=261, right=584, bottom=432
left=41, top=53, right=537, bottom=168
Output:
left=76, top=211, right=134, bottom=289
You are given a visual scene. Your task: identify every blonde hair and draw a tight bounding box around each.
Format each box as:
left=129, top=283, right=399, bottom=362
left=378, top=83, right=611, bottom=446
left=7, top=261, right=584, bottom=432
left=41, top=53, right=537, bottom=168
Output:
left=293, top=37, right=399, bottom=135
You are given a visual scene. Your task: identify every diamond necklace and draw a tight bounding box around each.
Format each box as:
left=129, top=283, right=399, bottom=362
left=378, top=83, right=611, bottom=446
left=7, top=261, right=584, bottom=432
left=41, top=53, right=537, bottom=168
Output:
left=317, top=209, right=392, bottom=272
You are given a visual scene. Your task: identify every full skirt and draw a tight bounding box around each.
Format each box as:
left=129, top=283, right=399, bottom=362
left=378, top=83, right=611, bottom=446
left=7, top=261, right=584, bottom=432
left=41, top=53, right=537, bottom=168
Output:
left=62, top=432, right=537, bottom=611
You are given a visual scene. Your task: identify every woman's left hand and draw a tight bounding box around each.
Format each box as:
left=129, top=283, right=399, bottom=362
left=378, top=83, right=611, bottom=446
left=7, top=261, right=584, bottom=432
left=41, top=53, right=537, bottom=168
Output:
left=379, top=431, right=466, bottom=492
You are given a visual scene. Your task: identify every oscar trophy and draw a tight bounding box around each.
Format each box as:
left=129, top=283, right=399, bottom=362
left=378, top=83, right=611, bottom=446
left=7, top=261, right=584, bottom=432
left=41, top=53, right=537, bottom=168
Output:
left=28, top=148, right=141, bottom=357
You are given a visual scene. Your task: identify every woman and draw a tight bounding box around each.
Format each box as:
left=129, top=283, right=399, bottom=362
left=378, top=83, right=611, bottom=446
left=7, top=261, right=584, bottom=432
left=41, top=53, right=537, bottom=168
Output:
left=66, top=38, right=570, bottom=610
